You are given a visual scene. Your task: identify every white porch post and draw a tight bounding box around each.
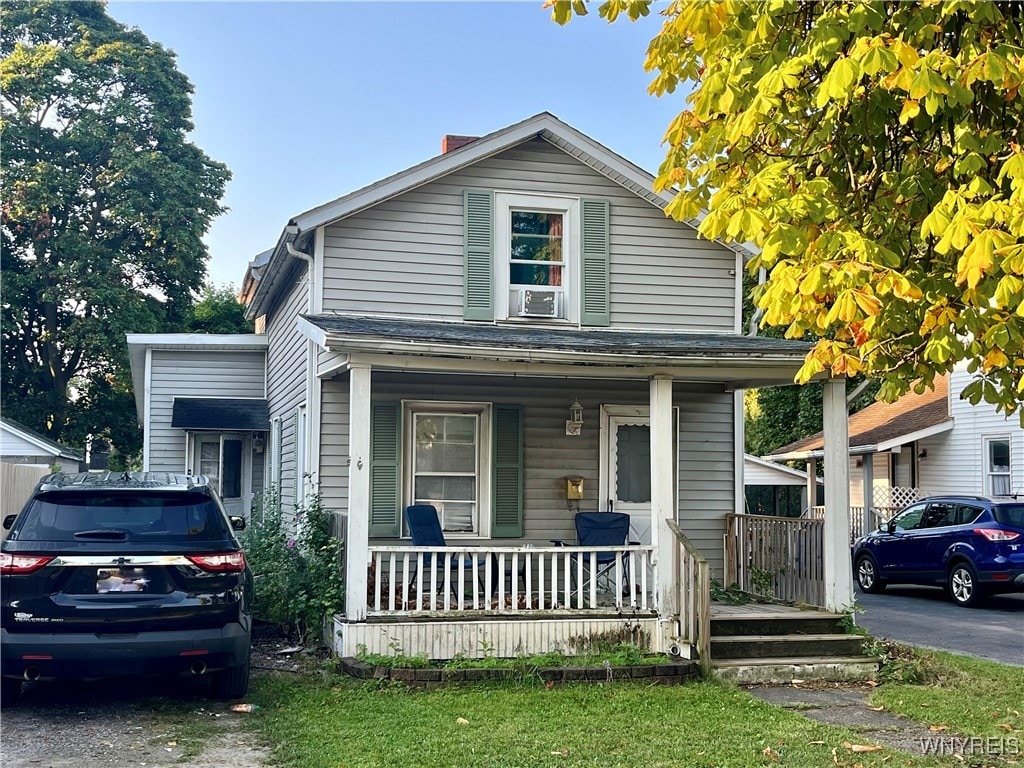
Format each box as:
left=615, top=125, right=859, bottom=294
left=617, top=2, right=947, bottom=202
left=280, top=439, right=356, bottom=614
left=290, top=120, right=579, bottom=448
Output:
left=649, top=375, right=675, bottom=631
left=346, top=363, right=371, bottom=621
left=822, top=378, right=853, bottom=611
left=861, top=451, right=875, bottom=534
left=805, top=461, right=817, bottom=513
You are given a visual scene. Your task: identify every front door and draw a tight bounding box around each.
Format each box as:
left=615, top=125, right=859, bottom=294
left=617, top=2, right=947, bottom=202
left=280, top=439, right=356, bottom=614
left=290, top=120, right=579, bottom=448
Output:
left=600, top=406, right=676, bottom=546
left=192, top=433, right=250, bottom=518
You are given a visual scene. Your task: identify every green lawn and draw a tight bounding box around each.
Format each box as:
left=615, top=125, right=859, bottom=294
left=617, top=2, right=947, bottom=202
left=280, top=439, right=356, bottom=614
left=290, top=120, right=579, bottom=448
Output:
left=247, top=675, right=949, bottom=768
left=870, top=649, right=1024, bottom=740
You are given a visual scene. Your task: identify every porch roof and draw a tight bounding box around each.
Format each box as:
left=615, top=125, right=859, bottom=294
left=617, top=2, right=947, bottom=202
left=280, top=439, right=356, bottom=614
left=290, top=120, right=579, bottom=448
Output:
left=298, top=315, right=813, bottom=387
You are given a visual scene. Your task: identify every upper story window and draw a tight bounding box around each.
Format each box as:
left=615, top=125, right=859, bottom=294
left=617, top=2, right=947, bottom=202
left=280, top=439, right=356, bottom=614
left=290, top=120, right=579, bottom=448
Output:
left=985, top=436, right=1011, bottom=495
left=495, top=193, right=578, bottom=323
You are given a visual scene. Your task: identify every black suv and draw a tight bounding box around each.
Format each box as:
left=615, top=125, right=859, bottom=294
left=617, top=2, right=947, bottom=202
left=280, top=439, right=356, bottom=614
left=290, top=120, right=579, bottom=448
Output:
left=1, top=472, right=253, bottom=703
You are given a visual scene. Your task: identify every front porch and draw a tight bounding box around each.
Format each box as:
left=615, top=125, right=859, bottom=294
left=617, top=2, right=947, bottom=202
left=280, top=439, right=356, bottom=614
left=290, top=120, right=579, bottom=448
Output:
left=310, top=316, right=855, bottom=666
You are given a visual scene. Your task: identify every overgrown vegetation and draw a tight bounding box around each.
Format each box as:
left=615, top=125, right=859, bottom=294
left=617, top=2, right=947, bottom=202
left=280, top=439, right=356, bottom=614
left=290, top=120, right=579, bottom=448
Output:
left=243, top=487, right=344, bottom=645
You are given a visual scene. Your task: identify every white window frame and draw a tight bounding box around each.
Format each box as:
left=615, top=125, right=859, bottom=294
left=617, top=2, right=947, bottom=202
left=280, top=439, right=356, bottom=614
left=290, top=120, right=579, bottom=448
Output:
left=983, top=435, right=1011, bottom=495
left=402, top=400, right=492, bottom=539
left=494, top=192, right=580, bottom=324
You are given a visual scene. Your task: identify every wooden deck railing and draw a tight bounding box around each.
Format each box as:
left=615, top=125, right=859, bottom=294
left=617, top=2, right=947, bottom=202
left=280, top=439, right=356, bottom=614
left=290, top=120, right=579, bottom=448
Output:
left=366, top=544, right=654, bottom=615
left=809, top=505, right=894, bottom=543
left=726, top=513, right=825, bottom=607
left=667, top=520, right=711, bottom=674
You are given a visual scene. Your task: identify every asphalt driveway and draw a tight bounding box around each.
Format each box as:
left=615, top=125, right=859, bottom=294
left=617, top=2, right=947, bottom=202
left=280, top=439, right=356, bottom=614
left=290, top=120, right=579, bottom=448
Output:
left=855, top=585, right=1024, bottom=665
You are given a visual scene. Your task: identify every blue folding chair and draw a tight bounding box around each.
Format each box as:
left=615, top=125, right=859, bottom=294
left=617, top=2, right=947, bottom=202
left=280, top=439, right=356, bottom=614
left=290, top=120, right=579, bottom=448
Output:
left=405, top=504, right=487, bottom=596
left=554, top=512, right=631, bottom=601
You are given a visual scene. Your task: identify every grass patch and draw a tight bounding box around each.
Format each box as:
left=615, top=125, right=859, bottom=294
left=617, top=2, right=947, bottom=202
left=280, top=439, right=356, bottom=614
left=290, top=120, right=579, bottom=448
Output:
left=871, top=648, right=1024, bottom=739
left=245, top=673, right=949, bottom=767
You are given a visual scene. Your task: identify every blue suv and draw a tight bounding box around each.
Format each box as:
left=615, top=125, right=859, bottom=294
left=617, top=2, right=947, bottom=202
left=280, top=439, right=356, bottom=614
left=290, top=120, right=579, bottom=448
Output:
left=853, top=496, right=1024, bottom=607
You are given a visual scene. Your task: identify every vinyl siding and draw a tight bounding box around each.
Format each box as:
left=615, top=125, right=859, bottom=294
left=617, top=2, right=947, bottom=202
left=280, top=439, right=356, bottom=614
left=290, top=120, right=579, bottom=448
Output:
left=317, top=372, right=735, bottom=578
left=918, top=370, right=1024, bottom=496
left=744, top=460, right=807, bottom=486
left=146, top=350, right=266, bottom=473
left=320, top=138, right=737, bottom=331
left=264, top=260, right=311, bottom=513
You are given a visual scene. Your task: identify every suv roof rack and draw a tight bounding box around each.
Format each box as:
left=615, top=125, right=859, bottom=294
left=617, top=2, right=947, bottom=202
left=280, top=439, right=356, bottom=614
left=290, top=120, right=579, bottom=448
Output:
left=37, top=471, right=209, bottom=492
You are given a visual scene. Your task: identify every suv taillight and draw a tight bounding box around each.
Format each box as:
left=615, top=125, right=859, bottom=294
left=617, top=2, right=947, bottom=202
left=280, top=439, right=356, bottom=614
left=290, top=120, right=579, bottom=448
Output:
left=1, top=553, right=54, bottom=575
left=973, top=528, right=1021, bottom=542
left=186, top=552, right=246, bottom=573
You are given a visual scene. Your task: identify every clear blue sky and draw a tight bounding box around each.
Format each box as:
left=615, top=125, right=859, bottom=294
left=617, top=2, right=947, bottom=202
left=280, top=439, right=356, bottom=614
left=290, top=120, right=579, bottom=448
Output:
left=107, top=1, right=685, bottom=289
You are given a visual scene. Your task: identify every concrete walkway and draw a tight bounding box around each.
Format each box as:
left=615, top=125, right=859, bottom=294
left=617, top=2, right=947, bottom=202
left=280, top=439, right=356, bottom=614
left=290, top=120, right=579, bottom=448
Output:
left=747, top=684, right=956, bottom=757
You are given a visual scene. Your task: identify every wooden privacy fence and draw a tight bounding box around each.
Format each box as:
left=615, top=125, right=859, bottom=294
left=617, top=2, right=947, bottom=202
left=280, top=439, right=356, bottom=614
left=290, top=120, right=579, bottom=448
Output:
left=725, top=513, right=825, bottom=607
left=1, top=463, right=47, bottom=527
left=667, top=520, right=710, bottom=674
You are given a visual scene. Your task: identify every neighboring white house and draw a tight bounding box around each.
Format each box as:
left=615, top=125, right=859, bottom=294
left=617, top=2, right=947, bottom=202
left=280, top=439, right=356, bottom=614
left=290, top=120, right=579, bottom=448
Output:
left=766, top=364, right=1024, bottom=527
left=743, top=454, right=822, bottom=517
left=0, top=416, right=84, bottom=471
left=128, top=113, right=856, bottom=664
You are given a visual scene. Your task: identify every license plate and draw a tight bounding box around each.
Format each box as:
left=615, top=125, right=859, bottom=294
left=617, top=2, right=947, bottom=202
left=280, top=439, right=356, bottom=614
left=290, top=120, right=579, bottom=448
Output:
left=95, top=567, right=151, bottom=593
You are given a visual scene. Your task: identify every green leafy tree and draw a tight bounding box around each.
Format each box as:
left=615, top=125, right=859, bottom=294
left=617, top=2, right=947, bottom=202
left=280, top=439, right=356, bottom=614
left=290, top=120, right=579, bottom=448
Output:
left=551, top=0, right=1024, bottom=422
left=1, top=0, right=230, bottom=452
left=185, top=284, right=253, bottom=334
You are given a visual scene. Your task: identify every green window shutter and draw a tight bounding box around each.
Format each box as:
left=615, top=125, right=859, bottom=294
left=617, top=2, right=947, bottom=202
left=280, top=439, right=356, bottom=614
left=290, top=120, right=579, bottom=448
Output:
left=491, top=405, right=524, bottom=538
left=369, top=401, right=402, bottom=537
left=464, top=189, right=494, bottom=321
left=580, top=198, right=610, bottom=327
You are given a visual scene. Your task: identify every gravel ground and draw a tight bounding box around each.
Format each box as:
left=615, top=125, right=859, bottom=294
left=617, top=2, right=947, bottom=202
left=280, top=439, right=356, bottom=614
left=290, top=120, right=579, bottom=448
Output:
left=0, top=631, right=315, bottom=768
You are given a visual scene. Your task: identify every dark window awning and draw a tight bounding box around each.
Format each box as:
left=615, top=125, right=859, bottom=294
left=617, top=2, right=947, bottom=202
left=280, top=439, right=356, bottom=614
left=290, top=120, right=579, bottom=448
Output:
left=171, top=398, right=270, bottom=432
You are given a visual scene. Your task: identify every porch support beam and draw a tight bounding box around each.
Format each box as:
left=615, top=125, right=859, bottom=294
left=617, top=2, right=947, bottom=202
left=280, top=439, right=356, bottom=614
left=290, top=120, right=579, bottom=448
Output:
left=649, top=375, right=675, bottom=633
left=346, top=363, right=372, bottom=621
left=861, top=451, right=875, bottom=534
left=805, top=461, right=817, bottom=514
left=822, top=378, right=853, bottom=611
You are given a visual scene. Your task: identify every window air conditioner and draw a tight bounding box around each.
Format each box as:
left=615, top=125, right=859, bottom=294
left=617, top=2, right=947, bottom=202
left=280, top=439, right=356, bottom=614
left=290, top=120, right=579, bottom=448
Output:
left=517, top=289, right=559, bottom=318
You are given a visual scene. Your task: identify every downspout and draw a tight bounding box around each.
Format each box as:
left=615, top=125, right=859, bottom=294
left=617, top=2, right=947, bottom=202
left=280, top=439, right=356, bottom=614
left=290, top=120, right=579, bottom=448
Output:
left=285, top=230, right=317, bottom=506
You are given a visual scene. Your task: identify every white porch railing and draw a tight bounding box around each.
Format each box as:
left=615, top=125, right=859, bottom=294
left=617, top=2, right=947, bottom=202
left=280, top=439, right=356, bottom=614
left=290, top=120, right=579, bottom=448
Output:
left=367, top=545, right=655, bottom=616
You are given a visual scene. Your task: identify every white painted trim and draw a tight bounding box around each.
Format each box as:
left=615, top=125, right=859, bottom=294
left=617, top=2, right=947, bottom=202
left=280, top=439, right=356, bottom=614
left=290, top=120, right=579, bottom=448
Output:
left=875, top=419, right=955, bottom=451
left=125, top=333, right=269, bottom=348
left=143, top=348, right=153, bottom=471
left=317, top=352, right=351, bottom=378
left=734, top=390, right=744, bottom=516
left=494, top=191, right=580, bottom=324
left=346, top=363, right=372, bottom=621
left=745, top=454, right=823, bottom=483
left=401, top=400, right=492, bottom=539
left=649, top=376, right=675, bottom=630
left=733, top=252, right=743, bottom=334
left=822, top=379, right=853, bottom=611
left=295, top=316, right=329, bottom=348
left=343, top=350, right=803, bottom=387
left=313, top=226, right=325, bottom=315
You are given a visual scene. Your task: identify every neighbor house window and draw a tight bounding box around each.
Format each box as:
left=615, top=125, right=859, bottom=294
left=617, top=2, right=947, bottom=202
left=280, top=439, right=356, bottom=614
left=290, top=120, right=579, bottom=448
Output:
left=985, top=437, right=1011, bottom=495
left=495, top=193, right=578, bottom=322
left=405, top=402, right=490, bottom=537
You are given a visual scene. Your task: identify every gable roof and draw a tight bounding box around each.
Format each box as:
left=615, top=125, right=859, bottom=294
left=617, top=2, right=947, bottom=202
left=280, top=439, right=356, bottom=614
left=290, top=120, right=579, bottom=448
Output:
left=0, top=417, right=84, bottom=462
left=764, top=374, right=953, bottom=460
left=245, top=112, right=750, bottom=320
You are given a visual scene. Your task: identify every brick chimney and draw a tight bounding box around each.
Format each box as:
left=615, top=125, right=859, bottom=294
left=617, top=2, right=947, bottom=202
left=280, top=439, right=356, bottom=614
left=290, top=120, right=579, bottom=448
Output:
left=442, top=134, right=479, bottom=154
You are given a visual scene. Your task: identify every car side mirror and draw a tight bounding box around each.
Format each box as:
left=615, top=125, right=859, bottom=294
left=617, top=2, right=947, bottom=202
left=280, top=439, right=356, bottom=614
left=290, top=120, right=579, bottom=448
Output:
left=2, top=514, right=16, bottom=530
left=886, top=520, right=898, bottom=534
left=230, top=516, right=246, bottom=531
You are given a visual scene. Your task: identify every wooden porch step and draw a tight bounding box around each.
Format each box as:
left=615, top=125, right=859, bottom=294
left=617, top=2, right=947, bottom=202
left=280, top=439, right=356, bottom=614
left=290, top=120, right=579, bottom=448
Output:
left=712, top=656, right=879, bottom=685
left=711, top=633, right=865, bottom=660
left=710, top=613, right=846, bottom=637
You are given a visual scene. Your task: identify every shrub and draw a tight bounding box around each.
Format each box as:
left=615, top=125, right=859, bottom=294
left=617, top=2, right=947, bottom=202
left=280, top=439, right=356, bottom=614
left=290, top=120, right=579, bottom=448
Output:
left=243, top=486, right=345, bottom=645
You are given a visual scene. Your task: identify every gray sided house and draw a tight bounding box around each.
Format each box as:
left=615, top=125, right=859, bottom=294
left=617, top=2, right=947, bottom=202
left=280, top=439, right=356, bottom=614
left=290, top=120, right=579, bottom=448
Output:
left=130, top=113, right=857, bottom=665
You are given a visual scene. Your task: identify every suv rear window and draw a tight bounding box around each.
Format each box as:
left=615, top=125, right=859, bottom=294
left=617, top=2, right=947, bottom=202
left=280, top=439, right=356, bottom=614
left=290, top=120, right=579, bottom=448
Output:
left=992, top=504, right=1024, bottom=528
left=10, top=491, right=231, bottom=543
